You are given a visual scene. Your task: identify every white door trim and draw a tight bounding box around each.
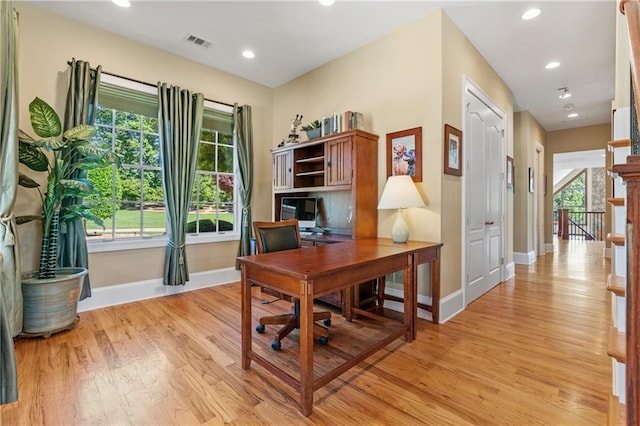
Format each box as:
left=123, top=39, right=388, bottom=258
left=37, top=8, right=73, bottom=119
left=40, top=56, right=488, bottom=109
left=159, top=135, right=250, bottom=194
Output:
left=461, top=75, right=508, bottom=307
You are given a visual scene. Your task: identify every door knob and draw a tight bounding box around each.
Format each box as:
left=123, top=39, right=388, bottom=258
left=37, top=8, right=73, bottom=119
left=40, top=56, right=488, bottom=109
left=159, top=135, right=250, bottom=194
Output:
left=485, top=220, right=494, bottom=225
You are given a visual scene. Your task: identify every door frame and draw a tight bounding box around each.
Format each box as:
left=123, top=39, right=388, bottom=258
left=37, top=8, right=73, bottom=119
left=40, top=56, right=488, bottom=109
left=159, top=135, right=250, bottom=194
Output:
left=461, top=76, right=508, bottom=307
left=535, top=142, right=545, bottom=256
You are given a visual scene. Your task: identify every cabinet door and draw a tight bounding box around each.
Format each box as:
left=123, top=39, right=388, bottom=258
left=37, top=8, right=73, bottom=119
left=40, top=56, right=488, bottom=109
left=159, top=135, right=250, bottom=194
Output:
left=273, top=150, right=292, bottom=190
left=325, top=137, right=352, bottom=186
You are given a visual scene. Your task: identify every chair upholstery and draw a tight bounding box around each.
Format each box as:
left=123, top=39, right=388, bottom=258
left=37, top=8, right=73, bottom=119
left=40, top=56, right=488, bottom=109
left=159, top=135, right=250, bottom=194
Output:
left=252, top=219, right=331, bottom=350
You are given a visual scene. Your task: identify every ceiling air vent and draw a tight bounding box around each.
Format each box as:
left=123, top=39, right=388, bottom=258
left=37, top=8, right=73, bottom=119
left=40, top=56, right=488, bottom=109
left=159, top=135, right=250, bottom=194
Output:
left=184, top=34, right=213, bottom=48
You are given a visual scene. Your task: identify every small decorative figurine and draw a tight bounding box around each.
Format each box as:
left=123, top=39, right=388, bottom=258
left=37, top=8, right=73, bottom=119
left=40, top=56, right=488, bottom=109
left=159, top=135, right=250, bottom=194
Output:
left=285, top=114, right=303, bottom=144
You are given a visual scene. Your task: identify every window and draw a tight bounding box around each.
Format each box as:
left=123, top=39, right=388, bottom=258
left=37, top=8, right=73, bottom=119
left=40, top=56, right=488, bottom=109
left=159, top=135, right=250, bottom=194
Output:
left=86, top=74, right=237, bottom=249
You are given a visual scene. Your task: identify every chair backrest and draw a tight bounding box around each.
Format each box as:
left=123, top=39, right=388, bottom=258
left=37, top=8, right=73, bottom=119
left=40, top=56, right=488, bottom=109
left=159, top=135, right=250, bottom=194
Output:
left=253, top=219, right=301, bottom=254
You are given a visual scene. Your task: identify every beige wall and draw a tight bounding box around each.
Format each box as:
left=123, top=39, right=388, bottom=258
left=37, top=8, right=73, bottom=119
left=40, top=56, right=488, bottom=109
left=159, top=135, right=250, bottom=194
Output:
left=513, top=111, right=546, bottom=254
left=544, top=124, right=611, bottom=243
left=440, top=12, right=514, bottom=294
left=15, top=3, right=274, bottom=287
left=274, top=10, right=513, bottom=299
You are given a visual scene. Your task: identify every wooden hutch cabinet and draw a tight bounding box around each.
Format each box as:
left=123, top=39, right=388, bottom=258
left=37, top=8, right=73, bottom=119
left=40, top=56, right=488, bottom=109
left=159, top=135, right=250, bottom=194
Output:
left=271, top=129, right=379, bottom=310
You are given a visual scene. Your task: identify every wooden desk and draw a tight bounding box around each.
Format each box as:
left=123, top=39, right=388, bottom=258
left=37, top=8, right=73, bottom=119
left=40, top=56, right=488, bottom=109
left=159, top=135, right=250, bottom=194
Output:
left=237, top=238, right=442, bottom=416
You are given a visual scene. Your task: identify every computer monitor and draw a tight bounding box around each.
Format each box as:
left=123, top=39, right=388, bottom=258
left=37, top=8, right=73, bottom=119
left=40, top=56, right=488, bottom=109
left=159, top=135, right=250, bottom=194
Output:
left=280, top=197, right=318, bottom=230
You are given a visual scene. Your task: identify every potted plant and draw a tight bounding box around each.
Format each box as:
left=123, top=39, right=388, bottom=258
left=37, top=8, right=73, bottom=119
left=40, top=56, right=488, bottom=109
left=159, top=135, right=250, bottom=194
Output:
left=17, top=97, right=116, bottom=336
left=301, top=119, right=322, bottom=140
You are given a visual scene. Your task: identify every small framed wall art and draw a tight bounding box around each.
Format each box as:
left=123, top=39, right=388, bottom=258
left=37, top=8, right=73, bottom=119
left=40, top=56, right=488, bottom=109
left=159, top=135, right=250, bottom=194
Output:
left=443, top=124, right=462, bottom=176
left=506, top=156, right=514, bottom=190
left=386, top=126, right=422, bottom=182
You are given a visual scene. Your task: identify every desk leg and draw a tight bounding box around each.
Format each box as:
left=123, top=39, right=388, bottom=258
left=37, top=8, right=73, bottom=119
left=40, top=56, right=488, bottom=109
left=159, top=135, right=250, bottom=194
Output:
left=404, top=255, right=415, bottom=343
left=300, top=280, right=314, bottom=416
left=344, top=286, right=353, bottom=322
left=431, top=251, right=441, bottom=325
left=241, top=265, right=251, bottom=369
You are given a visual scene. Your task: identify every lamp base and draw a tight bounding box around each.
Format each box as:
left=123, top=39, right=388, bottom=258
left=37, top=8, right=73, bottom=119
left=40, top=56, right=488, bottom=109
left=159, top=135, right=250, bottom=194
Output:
left=391, top=208, right=409, bottom=243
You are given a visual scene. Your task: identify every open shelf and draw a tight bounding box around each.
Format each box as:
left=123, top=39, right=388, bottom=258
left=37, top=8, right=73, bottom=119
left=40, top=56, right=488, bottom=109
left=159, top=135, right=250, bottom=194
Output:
left=608, top=138, right=631, bottom=150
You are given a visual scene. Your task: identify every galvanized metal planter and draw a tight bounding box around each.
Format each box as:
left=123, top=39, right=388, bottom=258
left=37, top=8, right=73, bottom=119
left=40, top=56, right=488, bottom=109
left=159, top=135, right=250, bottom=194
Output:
left=21, top=267, right=87, bottom=336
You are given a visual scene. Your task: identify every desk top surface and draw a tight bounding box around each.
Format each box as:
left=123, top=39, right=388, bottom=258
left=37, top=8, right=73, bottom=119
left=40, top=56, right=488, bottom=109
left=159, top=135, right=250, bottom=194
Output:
left=237, top=238, right=442, bottom=280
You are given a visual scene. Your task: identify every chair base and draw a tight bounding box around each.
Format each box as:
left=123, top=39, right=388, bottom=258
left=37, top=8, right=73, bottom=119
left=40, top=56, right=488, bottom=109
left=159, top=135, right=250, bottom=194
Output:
left=257, top=309, right=331, bottom=346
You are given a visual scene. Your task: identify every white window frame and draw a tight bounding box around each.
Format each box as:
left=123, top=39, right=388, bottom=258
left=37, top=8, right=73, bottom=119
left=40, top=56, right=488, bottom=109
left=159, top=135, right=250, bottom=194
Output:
left=88, top=74, right=240, bottom=254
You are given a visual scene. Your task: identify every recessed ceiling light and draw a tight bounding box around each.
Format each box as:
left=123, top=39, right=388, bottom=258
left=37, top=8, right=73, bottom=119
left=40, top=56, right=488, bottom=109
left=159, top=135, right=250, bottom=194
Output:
left=242, top=50, right=255, bottom=59
left=545, top=61, right=560, bottom=70
left=568, top=112, right=579, bottom=118
left=319, top=0, right=335, bottom=5
left=112, top=0, right=130, bottom=8
left=564, top=104, right=574, bottom=111
left=521, top=8, right=541, bottom=20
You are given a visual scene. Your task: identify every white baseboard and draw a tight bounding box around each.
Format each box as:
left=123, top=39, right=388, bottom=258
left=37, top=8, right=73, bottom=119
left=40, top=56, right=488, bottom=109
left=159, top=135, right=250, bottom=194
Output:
left=382, top=286, right=464, bottom=324
left=504, top=262, right=515, bottom=280
left=545, top=243, right=554, bottom=253
left=513, top=251, right=536, bottom=265
left=78, top=267, right=241, bottom=312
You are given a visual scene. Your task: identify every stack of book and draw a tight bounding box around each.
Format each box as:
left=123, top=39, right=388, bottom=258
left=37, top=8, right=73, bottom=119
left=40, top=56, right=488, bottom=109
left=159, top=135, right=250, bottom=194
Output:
left=320, top=111, right=364, bottom=137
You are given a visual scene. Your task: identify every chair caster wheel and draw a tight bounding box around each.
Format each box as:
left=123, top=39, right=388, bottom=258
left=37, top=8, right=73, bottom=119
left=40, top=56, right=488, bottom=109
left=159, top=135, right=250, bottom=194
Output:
left=256, top=324, right=265, bottom=333
left=271, top=341, right=282, bottom=351
left=323, top=319, right=331, bottom=327
left=319, top=336, right=329, bottom=345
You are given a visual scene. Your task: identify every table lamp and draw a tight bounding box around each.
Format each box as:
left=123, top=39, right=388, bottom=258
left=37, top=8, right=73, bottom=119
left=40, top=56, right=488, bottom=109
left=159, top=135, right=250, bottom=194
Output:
left=377, top=175, right=426, bottom=243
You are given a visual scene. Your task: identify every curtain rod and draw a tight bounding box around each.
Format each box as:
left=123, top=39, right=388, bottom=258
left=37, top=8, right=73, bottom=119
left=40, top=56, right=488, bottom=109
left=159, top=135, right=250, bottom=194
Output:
left=67, top=61, right=235, bottom=108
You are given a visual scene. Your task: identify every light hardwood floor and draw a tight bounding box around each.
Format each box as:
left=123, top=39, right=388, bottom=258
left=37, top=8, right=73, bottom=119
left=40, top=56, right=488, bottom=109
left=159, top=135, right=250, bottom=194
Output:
left=1, top=240, right=610, bottom=425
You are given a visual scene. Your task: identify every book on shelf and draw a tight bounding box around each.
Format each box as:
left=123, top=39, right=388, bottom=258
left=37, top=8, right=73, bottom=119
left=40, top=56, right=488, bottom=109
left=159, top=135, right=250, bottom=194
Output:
left=320, top=111, right=364, bottom=137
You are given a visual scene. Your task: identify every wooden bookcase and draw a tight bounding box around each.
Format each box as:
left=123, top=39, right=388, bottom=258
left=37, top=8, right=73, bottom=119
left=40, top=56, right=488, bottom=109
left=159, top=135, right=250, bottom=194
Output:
left=271, top=129, right=379, bottom=310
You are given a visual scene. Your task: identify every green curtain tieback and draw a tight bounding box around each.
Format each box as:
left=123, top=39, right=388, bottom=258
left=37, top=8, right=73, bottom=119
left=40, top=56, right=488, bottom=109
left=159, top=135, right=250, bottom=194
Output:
left=0, top=213, right=16, bottom=272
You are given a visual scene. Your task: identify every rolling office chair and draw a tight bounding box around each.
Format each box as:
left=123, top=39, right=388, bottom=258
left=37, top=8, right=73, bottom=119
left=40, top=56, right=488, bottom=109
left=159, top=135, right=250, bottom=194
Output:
left=252, top=219, right=332, bottom=350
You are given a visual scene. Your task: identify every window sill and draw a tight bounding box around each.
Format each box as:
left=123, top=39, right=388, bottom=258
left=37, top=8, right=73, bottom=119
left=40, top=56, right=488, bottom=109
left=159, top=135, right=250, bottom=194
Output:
left=87, top=232, right=240, bottom=253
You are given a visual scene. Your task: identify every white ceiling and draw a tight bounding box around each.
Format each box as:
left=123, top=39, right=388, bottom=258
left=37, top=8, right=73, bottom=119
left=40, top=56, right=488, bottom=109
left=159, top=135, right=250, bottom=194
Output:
left=25, top=0, right=617, bottom=132
left=553, top=149, right=606, bottom=184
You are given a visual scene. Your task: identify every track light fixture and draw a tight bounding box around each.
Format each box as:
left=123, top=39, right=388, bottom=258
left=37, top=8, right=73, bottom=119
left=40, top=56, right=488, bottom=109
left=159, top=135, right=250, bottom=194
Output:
left=558, top=87, right=572, bottom=99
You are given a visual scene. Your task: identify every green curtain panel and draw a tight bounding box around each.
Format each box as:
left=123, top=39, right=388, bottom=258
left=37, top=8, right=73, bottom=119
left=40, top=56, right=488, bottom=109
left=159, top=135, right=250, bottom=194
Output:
left=157, top=83, right=203, bottom=286
left=0, top=1, right=20, bottom=404
left=234, top=104, right=254, bottom=265
left=58, top=59, right=101, bottom=300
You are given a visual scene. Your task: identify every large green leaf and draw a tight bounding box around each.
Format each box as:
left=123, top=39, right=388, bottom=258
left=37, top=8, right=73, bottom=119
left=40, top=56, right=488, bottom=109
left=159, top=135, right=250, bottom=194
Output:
left=63, top=124, right=96, bottom=142
left=18, top=172, right=41, bottom=188
left=34, top=137, right=67, bottom=150
left=18, top=141, right=49, bottom=172
left=29, top=97, right=62, bottom=139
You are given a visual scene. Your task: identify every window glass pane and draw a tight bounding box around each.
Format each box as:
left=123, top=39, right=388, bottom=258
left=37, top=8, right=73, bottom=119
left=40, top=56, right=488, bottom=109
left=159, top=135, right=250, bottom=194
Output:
left=201, top=129, right=216, bottom=143
left=115, top=202, right=142, bottom=238
left=95, top=126, right=113, bottom=146
left=219, top=132, right=232, bottom=146
left=143, top=170, right=164, bottom=202
left=198, top=142, right=216, bottom=172
left=85, top=199, right=115, bottom=240
left=218, top=145, right=234, bottom=173
left=198, top=174, right=217, bottom=202
left=115, top=111, right=141, bottom=131
left=142, top=133, right=160, bottom=167
left=119, top=168, right=141, bottom=203
left=95, top=108, right=113, bottom=126
left=218, top=203, right=235, bottom=230
left=143, top=116, right=158, bottom=133
left=218, top=175, right=234, bottom=202
left=142, top=204, right=166, bottom=237
left=116, top=130, right=141, bottom=164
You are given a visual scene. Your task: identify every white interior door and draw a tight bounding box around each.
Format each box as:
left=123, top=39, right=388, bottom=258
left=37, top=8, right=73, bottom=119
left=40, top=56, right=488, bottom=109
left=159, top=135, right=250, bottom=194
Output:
left=465, top=87, right=504, bottom=305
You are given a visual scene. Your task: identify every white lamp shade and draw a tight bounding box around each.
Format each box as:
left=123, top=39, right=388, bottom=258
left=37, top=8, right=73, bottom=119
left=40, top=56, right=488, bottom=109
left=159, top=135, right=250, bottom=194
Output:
left=377, top=175, right=426, bottom=210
